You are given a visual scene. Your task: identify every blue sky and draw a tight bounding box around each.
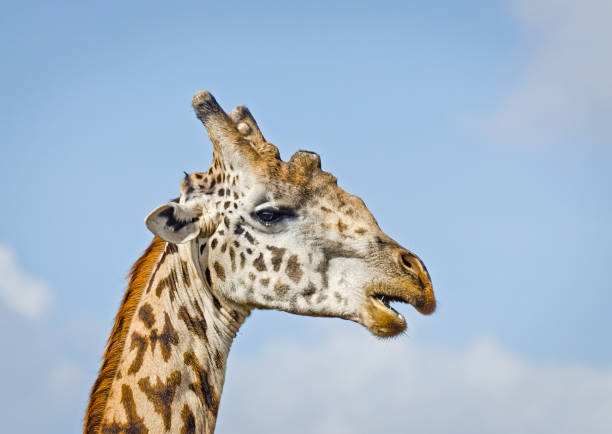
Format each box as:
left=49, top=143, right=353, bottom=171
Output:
left=1, top=1, right=611, bottom=433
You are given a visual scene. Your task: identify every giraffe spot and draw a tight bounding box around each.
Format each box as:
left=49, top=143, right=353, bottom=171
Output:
left=214, top=350, right=224, bottom=370
left=149, top=313, right=179, bottom=362
left=218, top=188, right=225, bottom=197
left=239, top=252, right=246, bottom=269
left=266, top=246, right=286, bottom=272
left=233, top=240, right=240, bottom=248
left=138, top=370, right=182, bottom=431
left=337, top=219, right=348, bottom=233
left=246, top=248, right=253, bottom=255
left=216, top=174, right=222, bottom=183
left=316, top=258, right=330, bottom=289
left=244, top=231, right=256, bottom=245
left=321, top=206, right=331, bottom=213
left=224, top=201, right=231, bottom=209
left=155, top=268, right=179, bottom=302
left=260, top=278, right=270, bottom=288
left=220, top=242, right=227, bottom=253
left=302, top=282, right=317, bottom=298
left=248, top=272, right=256, bottom=281
left=128, top=332, right=148, bottom=375
left=286, top=254, right=303, bottom=283
left=210, top=238, right=218, bottom=249
left=180, top=259, right=191, bottom=287
left=234, top=224, right=244, bottom=235
left=233, top=191, right=239, bottom=200
left=211, top=294, right=222, bottom=310
left=223, top=216, right=230, bottom=229
left=101, top=384, right=148, bottom=434
left=138, top=303, right=155, bottom=329
left=181, top=404, right=196, bottom=434
left=253, top=253, right=267, bottom=272
left=166, top=243, right=179, bottom=254
left=199, top=243, right=207, bottom=255
left=229, top=247, right=236, bottom=272
left=184, top=351, right=219, bottom=415
left=178, top=305, right=207, bottom=340
left=355, top=227, right=367, bottom=235
left=274, top=281, right=290, bottom=297
left=205, top=267, right=212, bottom=287
left=213, top=262, right=226, bottom=281
left=334, top=292, right=343, bottom=303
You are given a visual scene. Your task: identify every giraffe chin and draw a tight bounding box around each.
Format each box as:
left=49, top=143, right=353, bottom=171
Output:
left=361, top=279, right=436, bottom=338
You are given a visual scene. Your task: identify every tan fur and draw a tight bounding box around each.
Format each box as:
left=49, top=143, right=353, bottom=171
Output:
left=84, top=237, right=166, bottom=434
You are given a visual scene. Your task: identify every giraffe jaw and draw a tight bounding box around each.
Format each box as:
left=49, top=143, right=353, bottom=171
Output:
left=361, top=279, right=436, bottom=338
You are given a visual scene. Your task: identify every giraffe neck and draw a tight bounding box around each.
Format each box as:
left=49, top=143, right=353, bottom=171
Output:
left=87, top=239, right=250, bottom=434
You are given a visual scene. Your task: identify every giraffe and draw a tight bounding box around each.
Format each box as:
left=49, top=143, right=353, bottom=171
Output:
left=84, top=91, right=436, bottom=434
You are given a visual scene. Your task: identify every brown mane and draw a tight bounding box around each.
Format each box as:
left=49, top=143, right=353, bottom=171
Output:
left=84, top=237, right=166, bottom=433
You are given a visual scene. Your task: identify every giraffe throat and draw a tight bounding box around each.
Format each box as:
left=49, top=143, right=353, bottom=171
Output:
left=86, top=239, right=250, bottom=434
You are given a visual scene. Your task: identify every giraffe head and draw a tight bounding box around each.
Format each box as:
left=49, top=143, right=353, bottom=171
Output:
left=145, top=91, right=435, bottom=338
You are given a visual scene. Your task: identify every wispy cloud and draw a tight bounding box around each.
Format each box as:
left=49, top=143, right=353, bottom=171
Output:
left=218, top=333, right=612, bottom=434
left=0, top=243, right=52, bottom=318
left=483, top=0, right=612, bottom=147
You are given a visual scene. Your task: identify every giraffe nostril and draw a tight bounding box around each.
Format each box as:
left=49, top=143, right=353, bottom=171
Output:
left=400, top=252, right=414, bottom=269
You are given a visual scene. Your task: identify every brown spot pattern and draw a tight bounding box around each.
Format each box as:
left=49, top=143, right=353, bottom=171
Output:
left=214, top=350, right=224, bottom=370
left=274, top=281, right=290, bottom=297
left=229, top=247, right=236, bottom=272
left=100, top=384, right=148, bottom=434
left=253, top=253, right=267, bottom=272
left=128, top=332, right=148, bottom=375
left=267, top=246, right=286, bottom=271
left=184, top=351, right=219, bottom=416
left=149, top=313, right=179, bottom=362
left=181, top=404, right=196, bottom=434
left=178, top=305, right=207, bottom=340
left=286, top=254, right=303, bottom=283
left=180, top=260, right=191, bottom=287
left=138, top=303, right=155, bottom=329
left=137, top=370, right=182, bottom=431
left=155, top=269, right=179, bottom=302
left=213, top=262, right=226, bottom=281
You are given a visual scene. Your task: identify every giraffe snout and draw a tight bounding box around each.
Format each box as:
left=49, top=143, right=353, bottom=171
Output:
left=395, top=249, right=436, bottom=314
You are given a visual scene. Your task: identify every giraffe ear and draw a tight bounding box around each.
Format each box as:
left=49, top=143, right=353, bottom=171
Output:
left=145, top=202, right=212, bottom=244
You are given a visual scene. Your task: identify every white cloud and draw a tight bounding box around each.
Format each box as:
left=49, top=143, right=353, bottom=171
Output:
left=484, top=0, right=612, bottom=147
left=217, top=332, right=612, bottom=434
left=0, top=243, right=52, bottom=318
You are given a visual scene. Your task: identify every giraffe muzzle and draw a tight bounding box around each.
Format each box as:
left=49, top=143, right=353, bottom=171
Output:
left=360, top=250, right=435, bottom=337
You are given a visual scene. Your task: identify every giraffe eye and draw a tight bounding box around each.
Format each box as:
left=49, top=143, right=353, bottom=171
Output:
left=254, top=208, right=294, bottom=225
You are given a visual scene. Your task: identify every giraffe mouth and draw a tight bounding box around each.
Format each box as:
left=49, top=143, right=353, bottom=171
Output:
left=372, top=294, right=406, bottom=320
left=362, top=278, right=435, bottom=338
